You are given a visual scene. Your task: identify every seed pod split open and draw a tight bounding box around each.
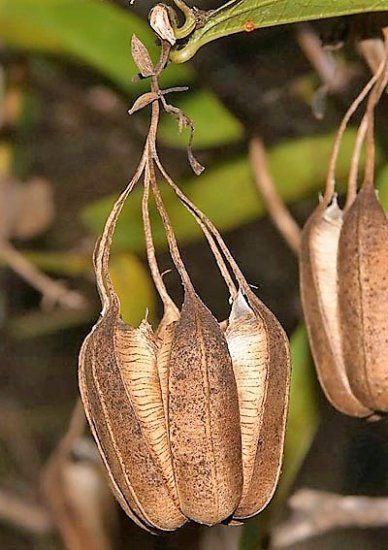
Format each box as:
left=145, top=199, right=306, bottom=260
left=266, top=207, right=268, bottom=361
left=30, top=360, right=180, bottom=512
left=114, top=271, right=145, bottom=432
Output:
left=79, top=298, right=187, bottom=532
left=300, top=37, right=388, bottom=418
left=227, top=290, right=290, bottom=520
left=225, top=292, right=269, bottom=511
left=300, top=198, right=372, bottom=418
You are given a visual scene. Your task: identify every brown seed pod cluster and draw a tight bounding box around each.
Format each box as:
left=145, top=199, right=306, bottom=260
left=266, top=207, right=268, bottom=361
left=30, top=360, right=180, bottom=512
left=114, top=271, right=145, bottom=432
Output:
left=78, top=37, right=291, bottom=531
left=300, top=28, right=388, bottom=418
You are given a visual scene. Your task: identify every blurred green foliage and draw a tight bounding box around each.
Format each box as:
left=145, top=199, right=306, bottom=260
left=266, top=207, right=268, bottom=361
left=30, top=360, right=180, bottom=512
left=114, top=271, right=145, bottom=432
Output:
left=0, top=0, right=191, bottom=89
left=280, top=325, right=319, bottom=501
left=376, top=163, right=388, bottom=206
left=158, top=89, right=243, bottom=147
left=110, top=252, right=156, bottom=325
left=82, top=128, right=374, bottom=252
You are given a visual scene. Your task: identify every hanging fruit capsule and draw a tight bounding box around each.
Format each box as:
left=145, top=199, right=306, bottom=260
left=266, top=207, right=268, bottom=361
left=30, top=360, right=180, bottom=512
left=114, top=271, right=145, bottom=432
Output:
left=79, top=297, right=187, bottom=532
left=300, top=196, right=372, bottom=418
left=167, top=286, right=243, bottom=525
left=226, top=290, right=290, bottom=520
left=338, top=185, right=388, bottom=413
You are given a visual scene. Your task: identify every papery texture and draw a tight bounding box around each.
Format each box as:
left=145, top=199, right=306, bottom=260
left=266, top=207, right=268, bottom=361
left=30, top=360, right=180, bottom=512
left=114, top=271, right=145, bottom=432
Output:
left=300, top=200, right=371, bottom=417
left=79, top=299, right=186, bottom=532
left=232, top=291, right=290, bottom=519
left=338, top=187, right=388, bottom=412
left=225, top=292, right=269, bottom=510
left=168, top=288, right=243, bottom=525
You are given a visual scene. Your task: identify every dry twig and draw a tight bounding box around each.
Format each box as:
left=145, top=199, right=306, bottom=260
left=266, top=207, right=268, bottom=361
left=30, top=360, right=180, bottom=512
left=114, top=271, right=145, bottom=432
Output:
left=358, top=38, right=386, bottom=75
left=296, top=23, right=354, bottom=118
left=42, top=400, right=116, bottom=550
left=249, top=137, right=301, bottom=255
left=272, top=488, right=388, bottom=548
left=0, top=241, right=87, bottom=310
left=296, top=24, right=350, bottom=93
left=0, top=489, right=52, bottom=535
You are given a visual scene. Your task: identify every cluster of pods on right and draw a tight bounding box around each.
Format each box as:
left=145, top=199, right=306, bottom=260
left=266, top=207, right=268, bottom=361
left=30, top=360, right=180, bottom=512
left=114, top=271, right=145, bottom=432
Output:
left=300, top=28, right=388, bottom=419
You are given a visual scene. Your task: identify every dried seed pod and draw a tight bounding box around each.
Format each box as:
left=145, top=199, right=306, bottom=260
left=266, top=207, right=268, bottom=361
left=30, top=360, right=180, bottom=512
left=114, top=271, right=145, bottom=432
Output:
left=225, top=292, right=269, bottom=512
left=168, top=287, right=243, bottom=525
left=79, top=294, right=186, bottom=532
left=338, top=186, right=388, bottom=412
left=300, top=198, right=372, bottom=418
left=228, top=290, right=290, bottom=519
left=160, top=167, right=291, bottom=519
left=155, top=303, right=180, bottom=422
left=79, top=32, right=293, bottom=533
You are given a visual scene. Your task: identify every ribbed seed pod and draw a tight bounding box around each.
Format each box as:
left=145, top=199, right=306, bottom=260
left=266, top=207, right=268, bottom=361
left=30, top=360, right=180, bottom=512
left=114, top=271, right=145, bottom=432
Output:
left=225, top=292, right=269, bottom=512
left=299, top=35, right=388, bottom=418
left=167, top=287, right=243, bottom=525
left=300, top=198, right=372, bottom=418
left=79, top=31, right=292, bottom=532
left=79, top=297, right=187, bottom=532
left=228, top=290, right=290, bottom=519
left=155, top=303, right=180, bottom=422
left=338, top=186, right=388, bottom=412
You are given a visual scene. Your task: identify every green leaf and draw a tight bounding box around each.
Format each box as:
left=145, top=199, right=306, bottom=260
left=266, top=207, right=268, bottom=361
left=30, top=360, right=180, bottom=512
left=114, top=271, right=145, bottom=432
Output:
left=170, top=0, right=388, bottom=63
left=0, top=0, right=191, bottom=90
left=109, top=252, right=156, bottom=325
left=82, top=128, right=370, bottom=251
left=158, top=89, right=243, bottom=148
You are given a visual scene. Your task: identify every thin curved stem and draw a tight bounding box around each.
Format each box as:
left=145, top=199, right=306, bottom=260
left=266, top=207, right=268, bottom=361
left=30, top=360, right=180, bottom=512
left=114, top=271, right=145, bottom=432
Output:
left=94, top=156, right=146, bottom=313
left=154, top=155, right=252, bottom=297
left=324, top=59, right=385, bottom=202
left=346, top=30, right=388, bottom=204
left=95, top=56, right=164, bottom=313
left=362, top=39, right=388, bottom=189
left=249, top=137, right=301, bottom=254
left=142, top=167, right=178, bottom=313
left=154, top=155, right=237, bottom=297
left=345, top=114, right=369, bottom=208
left=148, top=157, right=193, bottom=291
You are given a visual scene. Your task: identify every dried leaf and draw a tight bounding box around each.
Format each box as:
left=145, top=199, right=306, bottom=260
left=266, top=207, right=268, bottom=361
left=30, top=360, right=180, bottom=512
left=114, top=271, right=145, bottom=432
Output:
left=188, top=145, right=205, bottom=176
left=149, top=4, right=176, bottom=46
left=131, top=35, right=154, bottom=78
left=300, top=198, right=371, bottom=417
left=128, top=92, right=159, bottom=115
left=338, top=186, right=388, bottom=412
left=168, top=287, right=242, bottom=525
